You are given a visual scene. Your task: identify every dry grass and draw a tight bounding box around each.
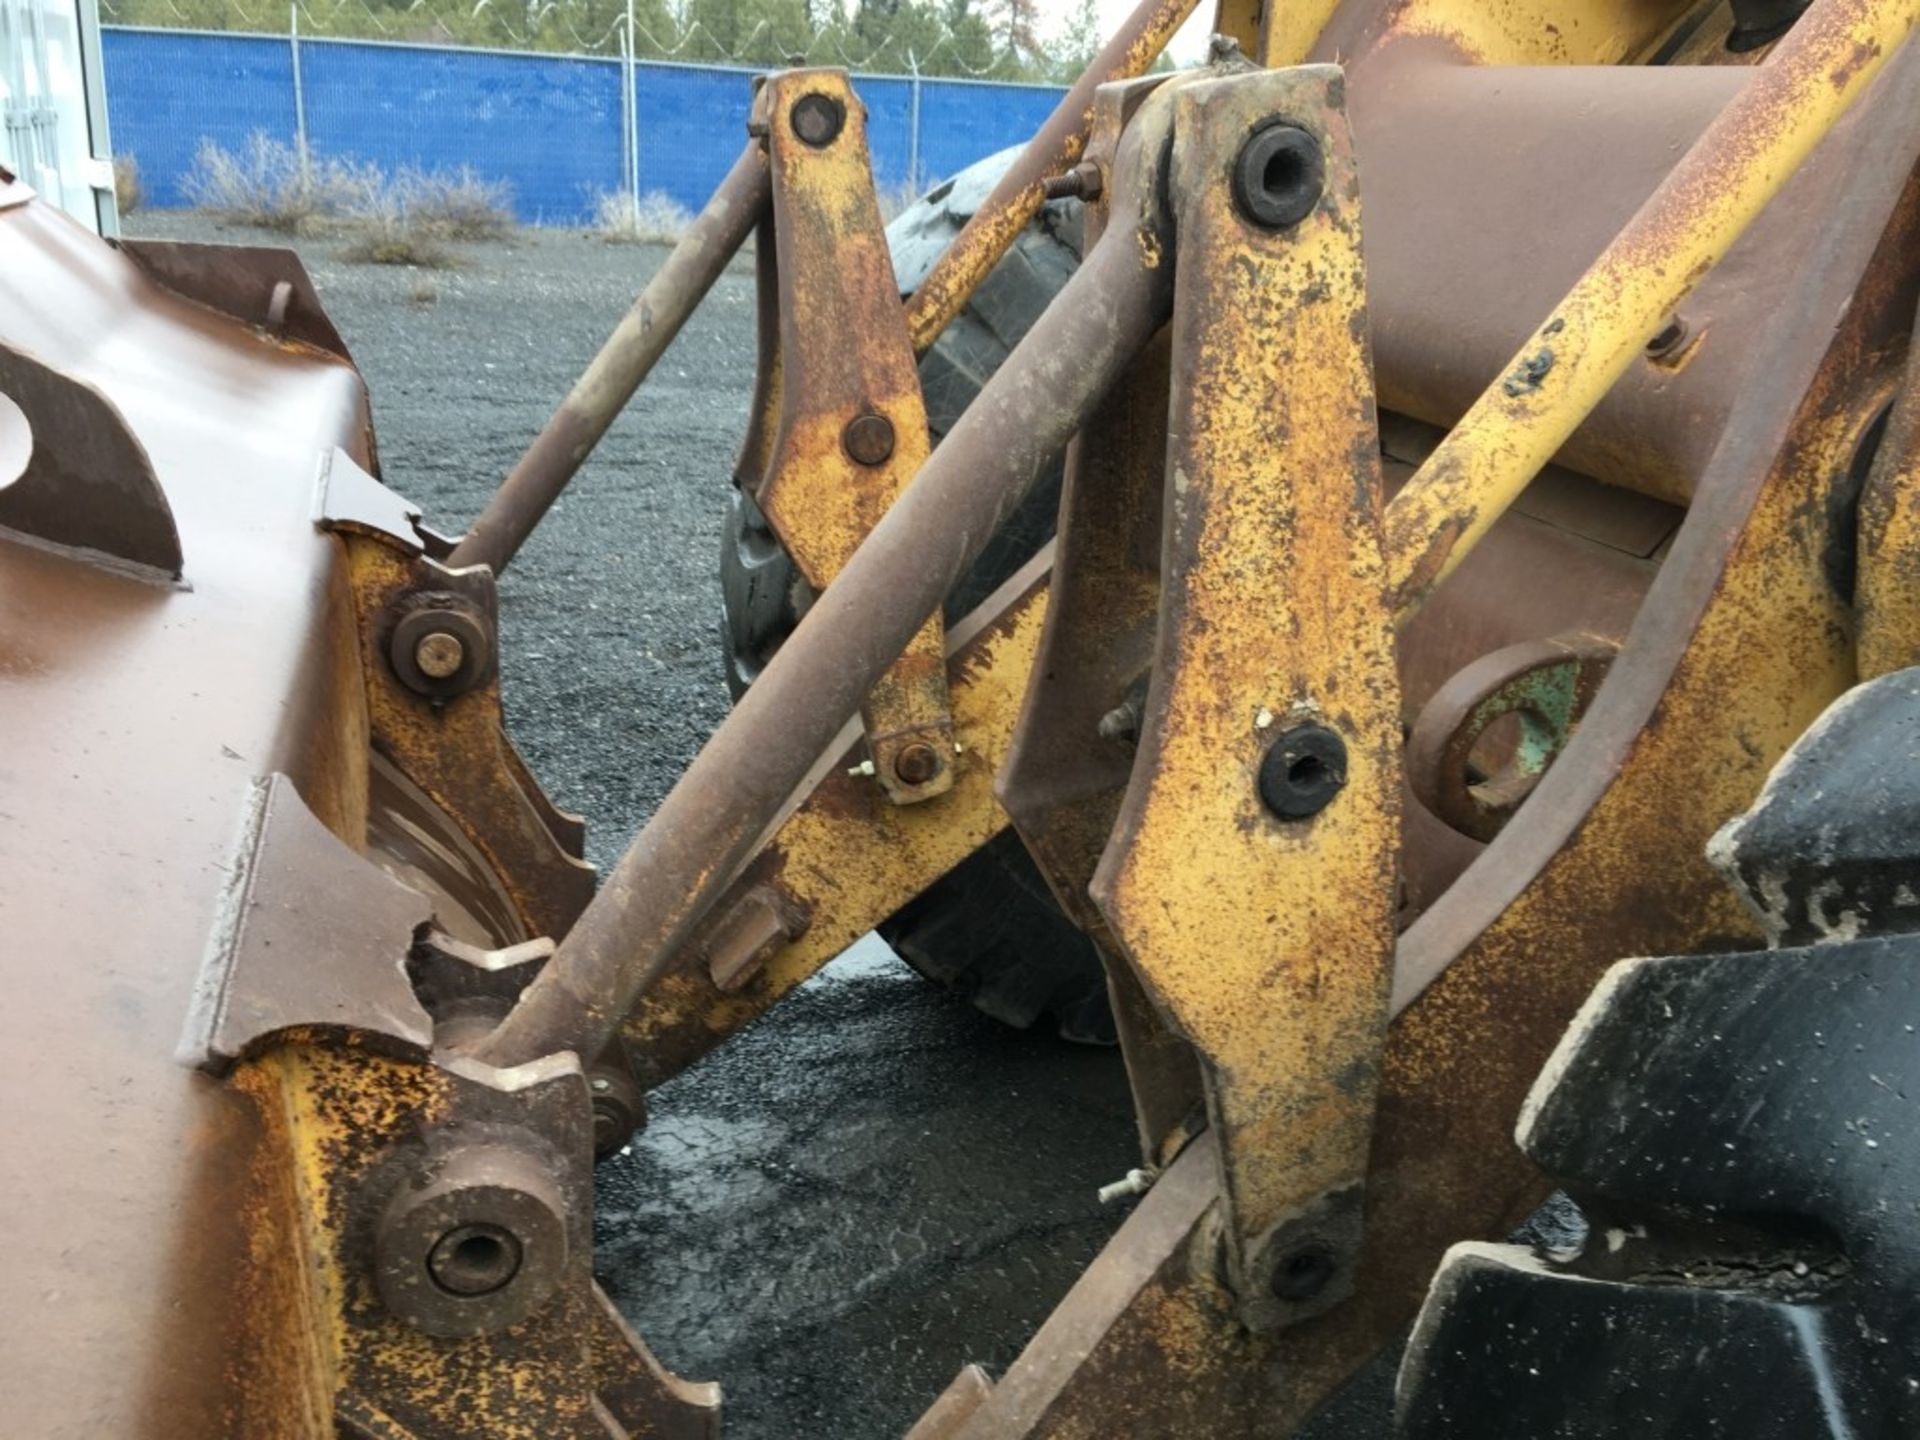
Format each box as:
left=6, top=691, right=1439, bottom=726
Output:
left=593, top=188, right=693, bottom=245
left=112, top=154, right=143, bottom=215
left=400, top=165, right=514, bottom=241
left=183, top=134, right=368, bottom=233
left=185, top=135, right=513, bottom=266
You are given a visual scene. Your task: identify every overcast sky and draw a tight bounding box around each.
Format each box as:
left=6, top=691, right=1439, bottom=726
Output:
left=1087, top=0, right=1214, bottom=65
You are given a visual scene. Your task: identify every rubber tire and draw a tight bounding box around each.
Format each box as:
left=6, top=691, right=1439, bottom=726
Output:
left=718, top=148, right=1111, bottom=1042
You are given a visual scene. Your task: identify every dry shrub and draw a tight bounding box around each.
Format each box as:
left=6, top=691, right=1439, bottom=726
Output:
left=337, top=184, right=455, bottom=268
left=183, top=133, right=365, bottom=233
left=400, top=166, right=514, bottom=240
left=184, top=135, right=514, bottom=266
left=593, top=188, right=692, bottom=245
left=112, top=154, right=143, bottom=215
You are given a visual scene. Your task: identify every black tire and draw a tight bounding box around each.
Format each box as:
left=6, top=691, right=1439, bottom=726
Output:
left=1397, top=672, right=1920, bottom=1438
left=718, top=148, right=1110, bottom=1041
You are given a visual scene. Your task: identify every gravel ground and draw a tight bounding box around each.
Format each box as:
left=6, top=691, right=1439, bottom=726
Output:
left=127, top=213, right=1150, bottom=1438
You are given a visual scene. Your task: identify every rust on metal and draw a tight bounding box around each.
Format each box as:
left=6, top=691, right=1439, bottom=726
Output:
left=1406, top=633, right=1617, bottom=843
left=182, top=773, right=435, bottom=1071
left=701, top=883, right=807, bottom=992
left=451, top=143, right=769, bottom=575
left=346, top=535, right=595, bottom=940
left=1092, top=66, right=1401, bottom=1330
left=118, top=235, right=359, bottom=366
left=237, top=1027, right=718, bottom=1436
left=924, top=51, right=1920, bottom=1434
left=901, top=0, right=1196, bottom=356
left=474, top=78, right=1185, bottom=1072
left=754, top=68, right=957, bottom=804
left=1857, top=299, right=1920, bottom=679
left=0, top=337, right=183, bottom=576
left=995, top=73, right=1200, bottom=1163
left=1380, top=0, right=1920, bottom=621
left=622, top=558, right=1049, bottom=1087
left=0, top=187, right=377, bottom=1432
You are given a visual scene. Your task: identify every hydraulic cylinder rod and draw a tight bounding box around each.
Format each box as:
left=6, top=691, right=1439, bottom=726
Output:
left=1382, top=0, right=1920, bottom=620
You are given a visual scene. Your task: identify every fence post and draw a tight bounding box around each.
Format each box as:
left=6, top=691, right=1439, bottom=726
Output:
left=906, top=50, right=921, bottom=192
left=624, top=3, right=639, bottom=219
left=288, top=2, right=309, bottom=175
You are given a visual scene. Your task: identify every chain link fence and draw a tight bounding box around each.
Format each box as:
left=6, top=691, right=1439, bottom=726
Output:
left=101, top=24, right=1067, bottom=222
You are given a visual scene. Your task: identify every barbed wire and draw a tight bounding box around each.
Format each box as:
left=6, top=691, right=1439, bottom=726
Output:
left=99, top=0, right=1041, bottom=77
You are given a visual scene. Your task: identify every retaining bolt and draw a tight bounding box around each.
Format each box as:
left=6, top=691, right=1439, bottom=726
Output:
left=1233, top=121, right=1324, bottom=231
left=843, top=412, right=896, bottom=467
left=415, top=631, right=466, bottom=680
left=893, top=741, right=941, bottom=786
left=791, top=93, right=845, bottom=148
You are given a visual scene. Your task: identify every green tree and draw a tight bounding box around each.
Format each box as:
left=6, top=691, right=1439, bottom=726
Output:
left=1050, top=0, right=1101, bottom=80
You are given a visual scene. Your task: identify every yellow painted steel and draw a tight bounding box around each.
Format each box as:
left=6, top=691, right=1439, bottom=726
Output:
left=1382, top=0, right=1920, bottom=622
left=1858, top=340, right=1920, bottom=678
left=1092, top=68, right=1401, bottom=1329
left=757, top=70, right=956, bottom=803
left=901, top=0, right=1196, bottom=357
left=1260, top=0, right=1347, bottom=64
left=622, top=569, right=1050, bottom=1078
left=1384, top=0, right=1703, bottom=64
left=346, top=538, right=594, bottom=939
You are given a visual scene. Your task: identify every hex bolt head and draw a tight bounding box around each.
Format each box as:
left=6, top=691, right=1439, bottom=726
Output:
left=843, top=412, right=896, bottom=467
left=414, top=630, right=466, bottom=680
left=1271, top=1242, right=1339, bottom=1302
left=791, top=93, right=845, bottom=148
left=1645, top=316, right=1690, bottom=360
left=893, top=741, right=941, bottom=786
left=1233, top=121, right=1324, bottom=231
left=1259, top=722, right=1347, bottom=820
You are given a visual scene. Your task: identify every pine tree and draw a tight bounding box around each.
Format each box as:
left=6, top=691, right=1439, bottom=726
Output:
left=1052, top=0, right=1101, bottom=80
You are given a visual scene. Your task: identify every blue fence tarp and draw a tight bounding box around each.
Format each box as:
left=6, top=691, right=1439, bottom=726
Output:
left=101, top=30, right=297, bottom=205
left=100, top=26, right=1068, bottom=223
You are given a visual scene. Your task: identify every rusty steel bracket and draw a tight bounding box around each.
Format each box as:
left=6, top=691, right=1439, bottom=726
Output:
left=922, top=44, right=1920, bottom=1437
left=1407, top=633, right=1617, bottom=843
left=1088, top=67, right=1401, bottom=1332
left=749, top=68, right=957, bottom=804
left=996, top=73, right=1207, bottom=1166
left=326, top=451, right=595, bottom=940
left=623, top=560, right=1049, bottom=1087
left=1858, top=295, right=1920, bottom=680
left=119, top=237, right=358, bottom=367
left=178, top=775, right=719, bottom=1434
left=182, top=772, right=435, bottom=1070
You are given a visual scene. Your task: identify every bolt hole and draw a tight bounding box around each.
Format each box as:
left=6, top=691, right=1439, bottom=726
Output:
left=1272, top=1242, right=1338, bottom=1301
left=1233, top=122, right=1323, bottom=231
left=1262, top=147, right=1306, bottom=205
left=1645, top=318, right=1689, bottom=362
left=428, top=1223, right=522, bottom=1297
left=1258, top=723, right=1347, bottom=820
